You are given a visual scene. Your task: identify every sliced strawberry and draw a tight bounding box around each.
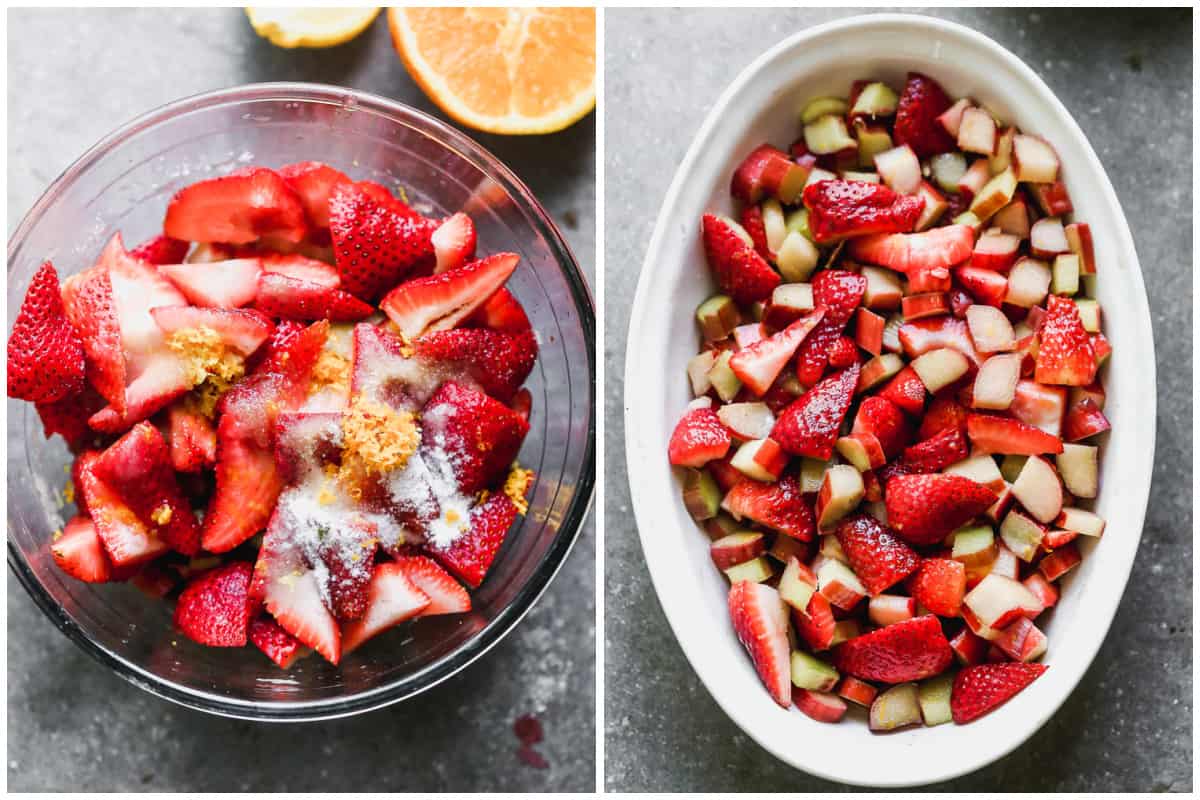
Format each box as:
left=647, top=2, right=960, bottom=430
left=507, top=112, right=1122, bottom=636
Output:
left=395, top=555, right=471, bottom=615
left=795, top=270, right=867, bottom=386
left=956, top=265, right=1009, bottom=307
left=339, top=562, right=432, bottom=654
left=35, top=386, right=106, bottom=450
left=721, top=476, right=815, bottom=541
left=164, top=167, right=307, bottom=245
left=249, top=616, right=307, bottom=669
left=423, top=382, right=530, bottom=495
left=328, top=182, right=438, bottom=300
left=414, top=328, right=537, bottom=403
left=851, top=396, right=912, bottom=459
left=86, top=359, right=191, bottom=435
left=885, top=473, right=998, bottom=546
left=918, top=391, right=970, bottom=438
left=835, top=513, right=920, bottom=596
left=826, top=336, right=859, bottom=369
left=428, top=493, right=519, bottom=588
left=966, top=413, right=1063, bottom=455
left=432, top=212, right=478, bottom=273
left=166, top=401, right=217, bottom=472
left=739, top=204, right=772, bottom=260
left=771, top=364, right=860, bottom=459
left=318, top=519, right=378, bottom=621
left=899, top=315, right=982, bottom=366
left=380, top=253, right=519, bottom=340
left=356, top=180, right=420, bottom=218
left=264, top=564, right=342, bottom=664
left=74, top=451, right=169, bottom=568
left=129, top=235, right=190, bottom=265
left=894, top=72, right=957, bottom=158
left=832, top=614, right=953, bottom=682
left=667, top=406, right=732, bottom=468
left=464, top=288, right=532, bottom=335
left=802, top=179, right=925, bottom=243
left=728, top=581, right=791, bottom=707
left=730, top=309, right=825, bottom=395
left=1035, top=295, right=1097, bottom=386
left=8, top=261, right=86, bottom=403
left=951, top=662, right=1048, bottom=723
left=847, top=225, right=975, bottom=274
left=700, top=214, right=781, bottom=305
left=1063, top=397, right=1110, bottom=442
left=51, top=515, right=113, bottom=583
left=277, top=161, right=352, bottom=229
left=253, top=273, right=374, bottom=322
left=900, top=426, right=969, bottom=472
left=794, top=591, right=837, bottom=651
left=174, top=562, right=254, bottom=647
left=150, top=306, right=275, bottom=356
left=909, top=557, right=966, bottom=617
left=259, top=252, right=341, bottom=287
left=877, top=366, right=927, bottom=416
left=159, top=259, right=262, bottom=308
left=61, top=246, right=126, bottom=412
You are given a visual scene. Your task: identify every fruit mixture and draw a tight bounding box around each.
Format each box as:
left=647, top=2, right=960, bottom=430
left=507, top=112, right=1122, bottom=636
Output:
left=671, top=73, right=1110, bottom=729
left=8, top=162, right=540, bottom=668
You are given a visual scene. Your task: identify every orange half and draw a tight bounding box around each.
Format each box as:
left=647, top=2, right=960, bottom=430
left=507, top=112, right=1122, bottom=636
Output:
left=388, top=7, right=596, bottom=135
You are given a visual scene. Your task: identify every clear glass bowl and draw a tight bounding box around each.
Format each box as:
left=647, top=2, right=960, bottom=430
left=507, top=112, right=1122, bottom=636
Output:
left=6, top=83, right=595, bottom=721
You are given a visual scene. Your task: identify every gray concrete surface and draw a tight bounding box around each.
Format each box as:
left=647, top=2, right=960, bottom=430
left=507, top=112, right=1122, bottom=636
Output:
left=605, top=7, right=1191, bottom=792
left=7, top=8, right=594, bottom=792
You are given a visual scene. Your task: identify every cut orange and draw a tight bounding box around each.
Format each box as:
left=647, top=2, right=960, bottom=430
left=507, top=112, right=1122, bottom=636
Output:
left=387, top=7, right=595, bottom=135
left=245, top=8, right=380, bottom=49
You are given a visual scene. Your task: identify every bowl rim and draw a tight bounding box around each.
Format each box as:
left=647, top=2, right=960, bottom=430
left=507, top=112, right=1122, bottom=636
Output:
left=7, top=81, right=596, bottom=722
left=624, top=12, right=1154, bottom=786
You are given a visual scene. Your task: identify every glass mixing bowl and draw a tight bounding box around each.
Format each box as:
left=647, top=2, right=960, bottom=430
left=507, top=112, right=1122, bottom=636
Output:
left=6, top=83, right=595, bottom=721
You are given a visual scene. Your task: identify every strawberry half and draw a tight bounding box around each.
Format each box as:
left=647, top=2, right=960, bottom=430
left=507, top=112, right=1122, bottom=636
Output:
left=249, top=616, right=307, bottom=669
left=414, top=328, right=537, bottom=403
left=1035, top=295, right=1097, bottom=386
left=340, top=561, right=432, bottom=654
left=700, top=214, right=781, bottom=305
left=328, top=182, right=438, bottom=301
left=909, top=557, right=967, bottom=617
left=728, top=581, right=792, bottom=707
left=381, top=253, right=519, bottom=340
left=668, top=406, right=733, bottom=468
left=894, top=72, right=957, bottom=158
left=174, top=562, right=255, bottom=647
left=950, top=662, right=1048, bottom=724
left=464, top=288, right=532, bottom=335
left=771, top=364, right=860, bottom=459
left=159, top=258, right=263, bottom=308
left=8, top=261, right=86, bottom=403
left=721, top=475, right=815, bottom=541
left=423, top=382, right=530, bottom=495
left=832, top=614, right=953, bottom=683
left=729, top=309, right=825, bottom=396
left=966, top=413, right=1063, bottom=455
left=834, top=513, right=920, bottom=596
left=164, top=167, right=308, bottom=245
left=395, top=555, right=472, bottom=615
left=128, top=235, right=190, bottom=266
left=253, top=272, right=375, bottom=322
left=51, top=515, right=113, bottom=583
left=277, top=161, right=352, bottom=229
left=802, top=179, right=925, bottom=243
left=848, top=225, right=975, bottom=274
left=885, top=473, right=999, bottom=546
left=428, top=493, right=520, bottom=589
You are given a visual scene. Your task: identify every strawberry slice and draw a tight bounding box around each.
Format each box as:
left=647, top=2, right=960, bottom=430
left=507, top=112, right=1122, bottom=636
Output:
left=833, top=614, right=953, bottom=682
left=918, top=391, right=970, bottom=438
left=908, top=557, right=967, bottom=617
left=423, top=382, right=530, bottom=495
left=159, top=259, right=262, bottom=308
left=700, top=214, right=781, bottom=305
left=795, top=270, right=866, bottom=386
left=721, top=476, right=815, bottom=541
left=464, top=288, right=532, bottom=335
left=128, top=235, right=190, bottom=265
left=899, top=426, right=969, bottom=472
left=253, top=273, right=375, bottom=322
left=1035, top=295, right=1097, bottom=386
left=728, top=581, right=792, bottom=707
left=966, top=413, right=1064, bottom=455
left=395, top=555, right=472, bottom=615
left=851, top=396, right=912, bottom=459
left=277, top=161, right=352, bottom=229
left=432, top=212, right=478, bottom=274
left=61, top=247, right=126, bottom=413
left=264, top=565, right=343, bottom=664
left=826, top=336, right=859, bottom=369
left=249, top=616, right=307, bottom=669
left=340, top=562, right=432, bottom=654
left=8, top=261, right=86, bottom=403
left=259, top=252, right=341, bottom=287
left=328, top=182, right=438, bottom=300
left=950, top=662, right=1048, bottom=723
left=771, top=364, right=860, bottom=459
left=885, top=473, right=999, bottom=546
left=834, top=513, right=920, bottom=596
left=166, top=401, right=217, bottom=472
left=428, top=493, right=520, bottom=588
left=164, top=167, right=308, bottom=245
left=414, top=328, right=537, bottom=403
left=51, top=515, right=113, bottom=583
left=667, top=406, right=732, bottom=468
left=794, top=591, right=836, bottom=651
left=174, top=562, right=255, bottom=647
left=35, top=386, right=106, bottom=450
left=74, top=451, right=169, bottom=568
left=847, top=225, right=975, bottom=274
left=878, top=366, right=928, bottom=417
left=380, top=253, right=520, bottom=340
left=740, top=204, right=772, bottom=260
left=802, top=179, right=925, bottom=243
left=318, top=519, right=378, bottom=621
left=150, top=306, right=275, bottom=356
left=894, top=72, right=958, bottom=158
left=729, top=309, right=825, bottom=395
left=1063, top=396, right=1110, bottom=442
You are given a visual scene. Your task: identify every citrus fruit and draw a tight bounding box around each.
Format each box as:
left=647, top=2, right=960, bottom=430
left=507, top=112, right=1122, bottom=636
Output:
left=246, top=7, right=380, bottom=49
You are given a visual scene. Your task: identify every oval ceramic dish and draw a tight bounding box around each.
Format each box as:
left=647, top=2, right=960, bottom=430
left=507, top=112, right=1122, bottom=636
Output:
left=625, top=14, right=1154, bottom=786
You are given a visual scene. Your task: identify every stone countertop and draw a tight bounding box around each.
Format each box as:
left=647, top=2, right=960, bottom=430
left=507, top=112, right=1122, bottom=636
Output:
left=604, top=7, right=1191, bottom=792
left=7, top=8, right=595, bottom=792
